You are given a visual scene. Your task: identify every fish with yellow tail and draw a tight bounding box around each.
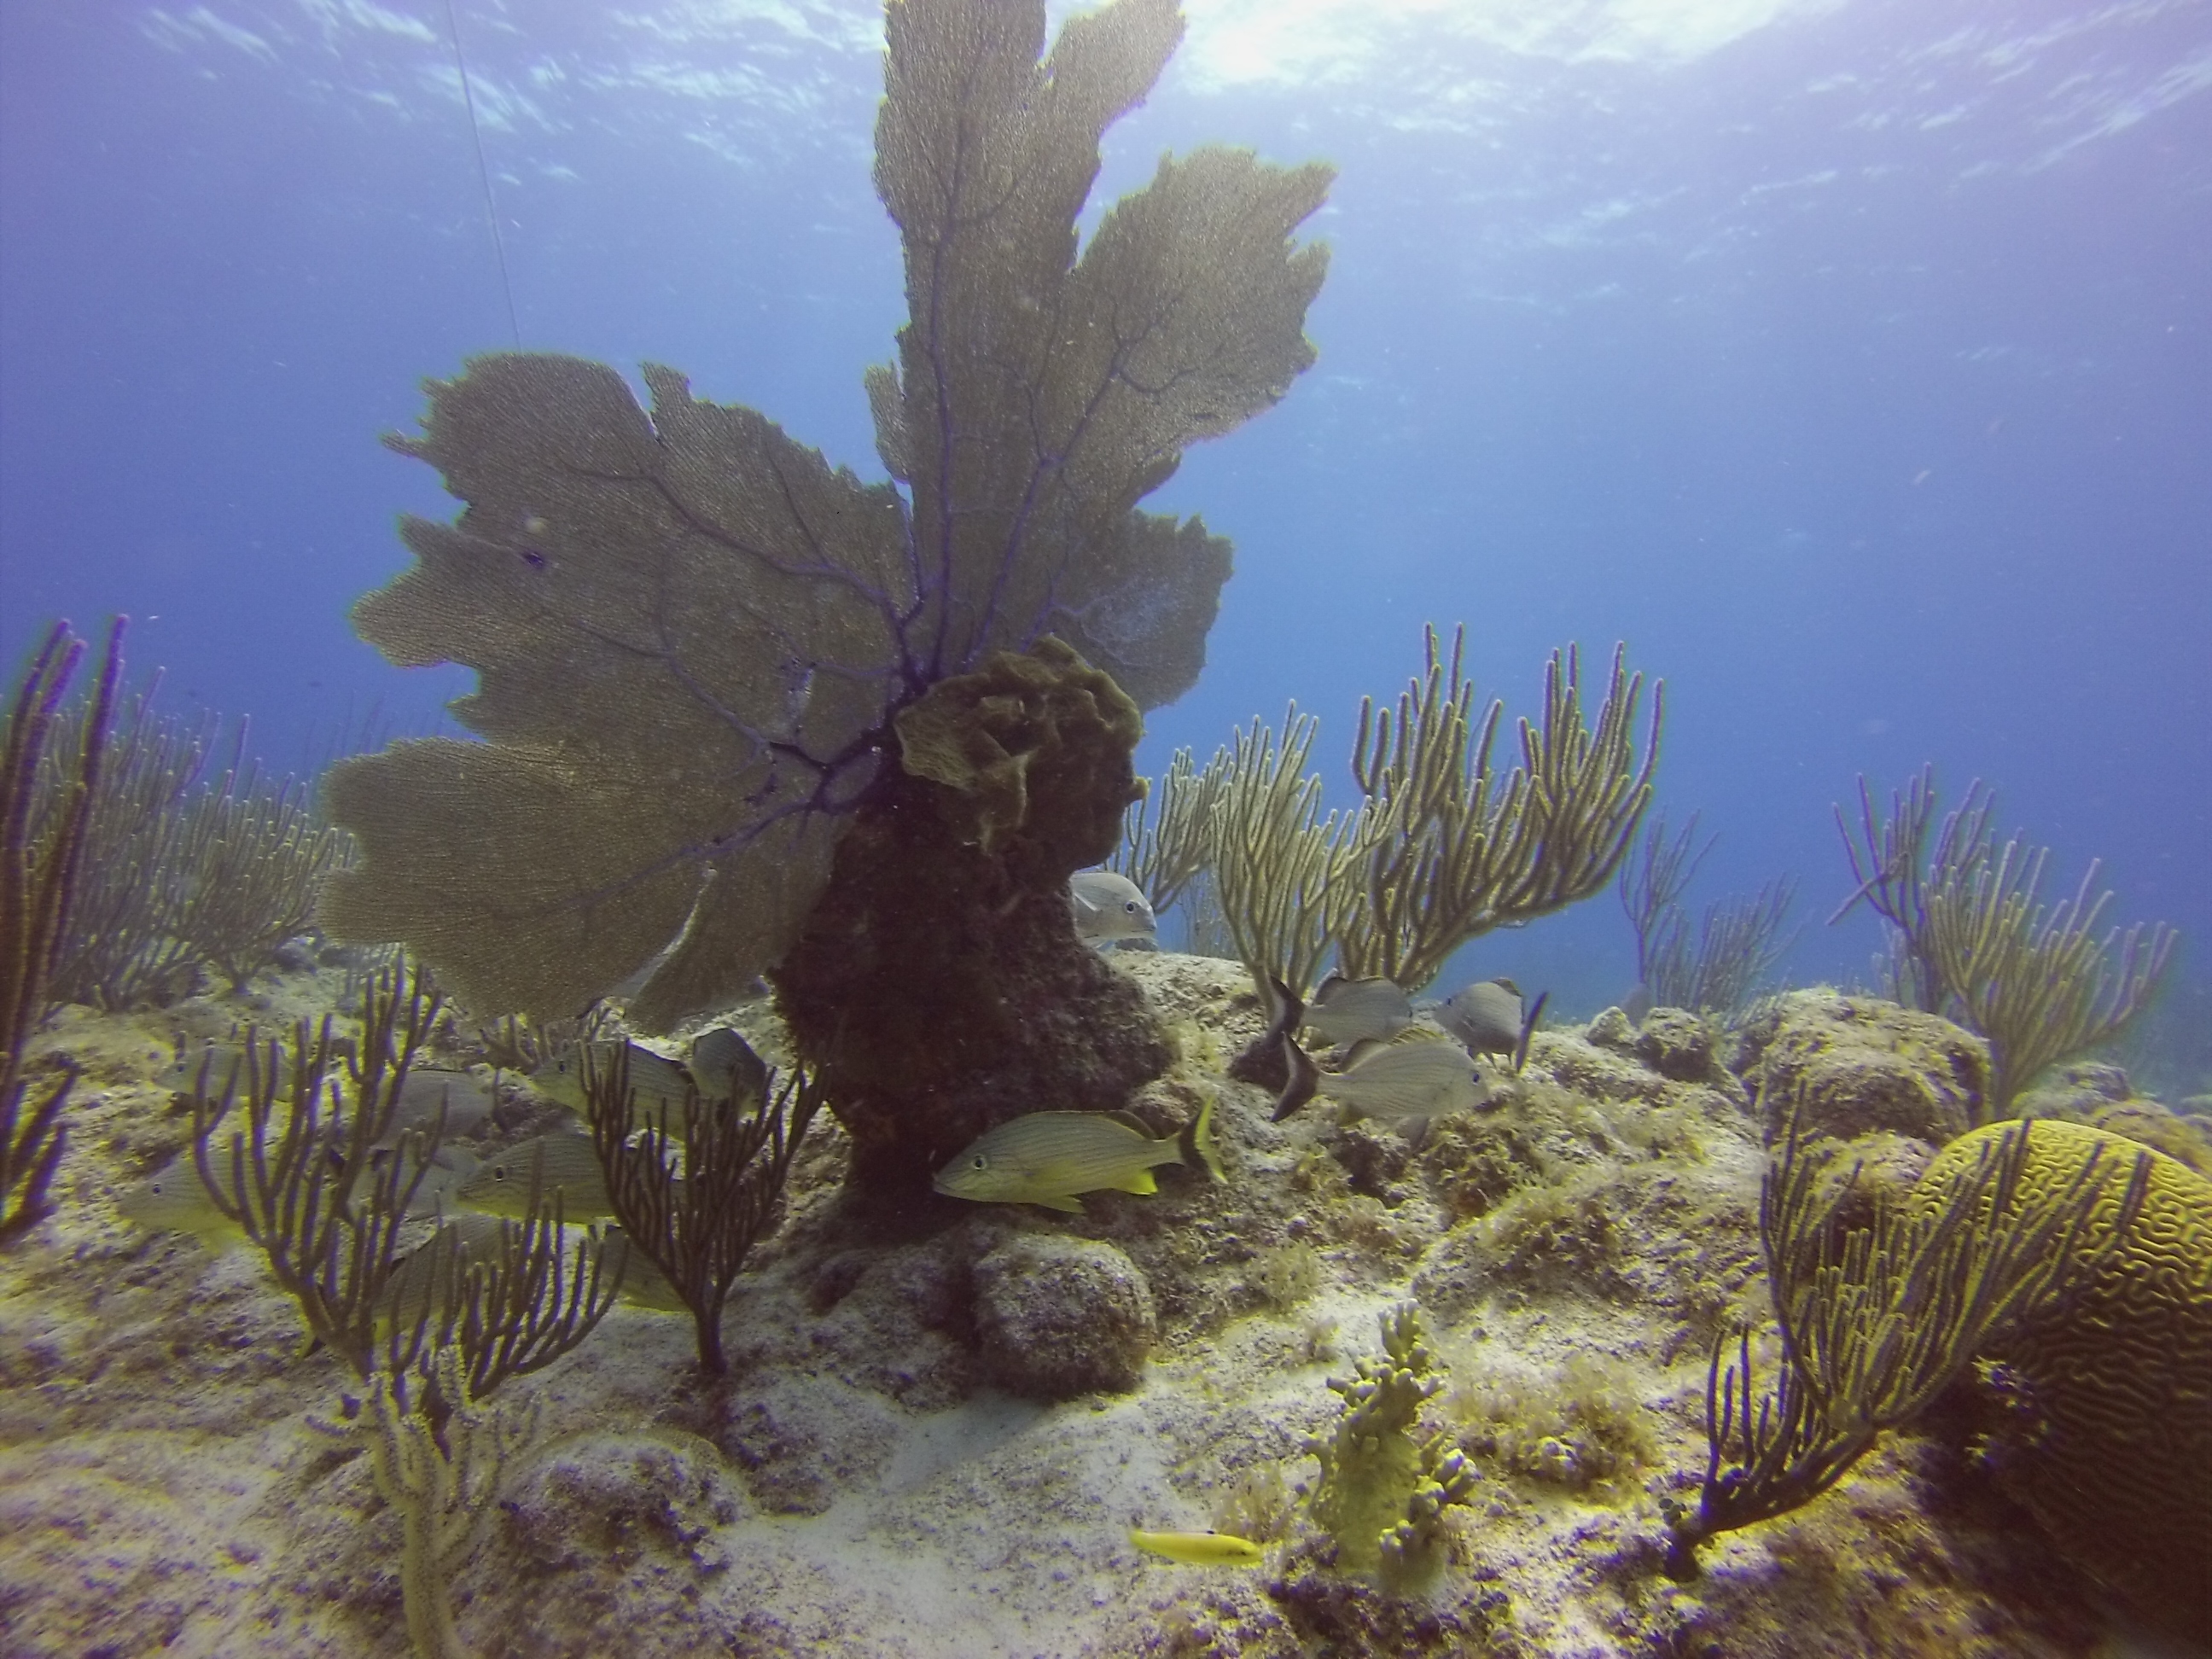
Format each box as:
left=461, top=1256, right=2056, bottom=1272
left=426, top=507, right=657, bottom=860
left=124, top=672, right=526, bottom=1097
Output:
left=933, top=1092, right=1222, bottom=1214
left=1128, top=1528, right=1266, bottom=1567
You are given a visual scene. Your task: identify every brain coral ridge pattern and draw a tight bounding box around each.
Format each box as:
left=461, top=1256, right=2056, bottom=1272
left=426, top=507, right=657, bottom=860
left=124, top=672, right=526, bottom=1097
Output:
left=1918, top=1119, right=2212, bottom=1644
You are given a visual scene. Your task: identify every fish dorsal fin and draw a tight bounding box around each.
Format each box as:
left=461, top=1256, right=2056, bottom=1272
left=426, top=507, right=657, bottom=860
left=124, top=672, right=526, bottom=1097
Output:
left=1343, top=1036, right=1388, bottom=1068
left=1105, top=1109, right=1156, bottom=1139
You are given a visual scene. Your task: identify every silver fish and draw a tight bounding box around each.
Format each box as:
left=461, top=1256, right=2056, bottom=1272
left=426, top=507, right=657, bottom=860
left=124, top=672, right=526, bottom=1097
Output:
left=1435, top=978, right=1524, bottom=1055
left=370, top=1142, right=483, bottom=1219
left=1304, top=975, right=1414, bottom=1049
left=376, top=1211, right=509, bottom=1332
left=455, top=1132, right=612, bottom=1220
left=372, top=1068, right=494, bottom=1151
left=529, top=1039, right=693, bottom=1123
left=1314, top=1040, right=1487, bottom=1126
left=1435, top=978, right=1547, bottom=1073
left=1070, top=870, right=1157, bottom=948
left=688, top=1027, right=769, bottom=1108
left=114, top=1157, right=241, bottom=1247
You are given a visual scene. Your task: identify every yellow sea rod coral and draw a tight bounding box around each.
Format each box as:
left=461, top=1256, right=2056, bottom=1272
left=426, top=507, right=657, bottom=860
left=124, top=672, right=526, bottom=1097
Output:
left=1915, top=1120, right=2212, bottom=1645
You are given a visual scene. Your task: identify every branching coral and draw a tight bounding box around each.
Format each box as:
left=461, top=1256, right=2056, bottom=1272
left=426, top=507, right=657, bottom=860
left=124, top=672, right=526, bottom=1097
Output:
left=1662, top=1093, right=2145, bottom=1580
left=1646, top=877, right=1798, bottom=1019
left=2, top=618, right=122, bottom=1248
left=1205, top=709, right=1381, bottom=1005
left=1619, top=808, right=1714, bottom=993
left=1924, top=838, right=2175, bottom=1117
left=172, top=755, right=352, bottom=992
left=1114, top=743, right=1230, bottom=916
left=583, top=1034, right=821, bottom=1375
left=1336, top=626, right=1660, bottom=990
left=348, top=1347, right=542, bottom=1659
left=1306, top=1303, right=1478, bottom=1595
left=29, top=684, right=346, bottom=1008
left=1831, top=765, right=1995, bottom=1014
left=38, top=672, right=214, bottom=1008
left=1832, top=766, right=2175, bottom=1117
left=189, top=961, right=620, bottom=1388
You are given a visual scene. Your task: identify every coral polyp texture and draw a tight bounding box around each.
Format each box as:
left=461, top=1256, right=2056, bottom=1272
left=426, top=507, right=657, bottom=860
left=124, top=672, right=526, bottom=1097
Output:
left=1305, top=1303, right=1477, bottom=1594
left=1916, top=1120, right=2212, bottom=1646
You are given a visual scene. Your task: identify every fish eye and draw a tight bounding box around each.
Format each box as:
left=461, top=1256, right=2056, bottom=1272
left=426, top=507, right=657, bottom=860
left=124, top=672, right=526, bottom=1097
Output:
left=970, top=1155, right=988, bottom=1170
left=1125, top=899, right=1141, bottom=913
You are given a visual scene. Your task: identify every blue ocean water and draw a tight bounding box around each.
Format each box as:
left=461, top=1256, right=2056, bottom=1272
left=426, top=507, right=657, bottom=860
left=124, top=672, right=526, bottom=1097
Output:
left=2, top=0, right=2206, bottom=1022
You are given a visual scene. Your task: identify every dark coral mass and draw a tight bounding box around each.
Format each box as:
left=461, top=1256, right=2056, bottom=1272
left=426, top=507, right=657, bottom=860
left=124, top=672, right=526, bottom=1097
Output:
left=776, top=640, right=1172, bottom=1204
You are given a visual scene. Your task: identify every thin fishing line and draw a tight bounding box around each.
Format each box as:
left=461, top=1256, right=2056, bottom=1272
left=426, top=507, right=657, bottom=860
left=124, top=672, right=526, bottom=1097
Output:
left=442, top=0, right=522, bottom=349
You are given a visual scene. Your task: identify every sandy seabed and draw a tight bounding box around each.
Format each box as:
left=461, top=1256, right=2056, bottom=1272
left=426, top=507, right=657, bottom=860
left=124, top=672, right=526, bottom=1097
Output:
left=0, top=952, right=2167, bottom=1658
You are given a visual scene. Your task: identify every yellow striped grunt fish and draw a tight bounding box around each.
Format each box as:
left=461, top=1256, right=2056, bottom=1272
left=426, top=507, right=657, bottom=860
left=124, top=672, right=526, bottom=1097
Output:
left=455, top=1131, right=613, bottom=1220
left=933, top=1092, right=1221, bottom=1214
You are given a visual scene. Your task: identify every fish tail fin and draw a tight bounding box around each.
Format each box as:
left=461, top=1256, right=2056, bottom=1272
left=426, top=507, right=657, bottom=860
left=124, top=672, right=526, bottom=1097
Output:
left=1271, top=1036, right=1318, bottom=1122
left=1513, top=990, right=1550, bottom=1074
left=1184, top=1089, right=1225, bottom=1183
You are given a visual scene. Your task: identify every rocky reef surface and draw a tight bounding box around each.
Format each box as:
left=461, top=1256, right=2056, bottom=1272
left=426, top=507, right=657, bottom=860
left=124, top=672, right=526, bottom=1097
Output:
left=1, top=954, right=2192, bottom=1657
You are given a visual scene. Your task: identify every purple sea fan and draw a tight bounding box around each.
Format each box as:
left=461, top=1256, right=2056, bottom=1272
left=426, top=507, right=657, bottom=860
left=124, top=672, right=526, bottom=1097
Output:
left=320, top=0, right=1331, bottom=1040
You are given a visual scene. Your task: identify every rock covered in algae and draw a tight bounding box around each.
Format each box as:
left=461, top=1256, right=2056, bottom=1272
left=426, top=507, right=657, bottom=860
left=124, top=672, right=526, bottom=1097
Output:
left=2012, top=1062, right=2212, bottom=1175
left=972, top=1234, right=1157, bottom=1399
left=1733, top=988, right=1989, bottom=1143
left=773, top=638, right=1172, bottom=1203
left=1587, top=1004, right=1732, bottom=1086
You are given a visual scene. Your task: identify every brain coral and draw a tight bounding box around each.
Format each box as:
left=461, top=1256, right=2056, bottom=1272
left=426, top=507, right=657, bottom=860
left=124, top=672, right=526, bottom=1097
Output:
left=1918, top=1120, right=2212, bottom=1644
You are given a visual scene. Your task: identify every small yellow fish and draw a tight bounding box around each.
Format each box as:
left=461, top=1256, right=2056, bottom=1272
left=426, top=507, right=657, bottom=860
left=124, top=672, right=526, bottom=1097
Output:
left=933, top=1093, right=1220, bottom=1214
left=1127, top=1528, right=1266, bottom=1567
left=455, top=1132, right=612, bottom=1220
